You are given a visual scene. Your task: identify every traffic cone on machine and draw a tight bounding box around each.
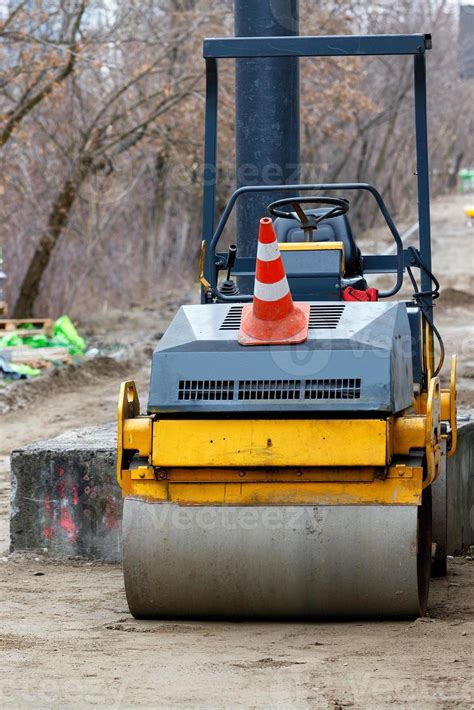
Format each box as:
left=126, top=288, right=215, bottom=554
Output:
left=239, top=217, right=310, bottom=346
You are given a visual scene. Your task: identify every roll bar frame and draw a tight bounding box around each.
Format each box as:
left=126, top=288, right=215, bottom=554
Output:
left=201, top=33, right=433, bottom=313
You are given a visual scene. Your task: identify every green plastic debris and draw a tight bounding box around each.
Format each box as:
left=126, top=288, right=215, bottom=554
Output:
left=0, top=332, right=22, bottom=349
left=19, top=334, right=50, bottom=349
left=10, top=362, right=42, bottom=377
left=0, top=355, right=41, bottom=379
left=53, top=315, right=86, bottom=355
left=0, top=332, right=52, bottom=349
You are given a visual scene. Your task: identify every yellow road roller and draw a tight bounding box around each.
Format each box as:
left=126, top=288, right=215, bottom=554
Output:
left=117, top=31, right=457, bottom=618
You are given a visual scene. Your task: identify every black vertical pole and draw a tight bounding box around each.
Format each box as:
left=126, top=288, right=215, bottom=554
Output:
left=414, top=53, right=433, bottom=321
left=414, top=51, right=434, bottom=377
left=235, top=0, right=300, bottom=291
left=202, top=58, right=219, bottom=299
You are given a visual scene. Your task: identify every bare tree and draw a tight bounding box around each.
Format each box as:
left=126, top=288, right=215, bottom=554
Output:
left=1, top=0, right=472, bottom=317
left=6, top=1, right=206, bottom=315
left=0, top=1, right=87, bottom=147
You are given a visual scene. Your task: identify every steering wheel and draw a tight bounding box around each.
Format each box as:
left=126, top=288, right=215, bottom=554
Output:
left=267, top=196, right=350, bottom=240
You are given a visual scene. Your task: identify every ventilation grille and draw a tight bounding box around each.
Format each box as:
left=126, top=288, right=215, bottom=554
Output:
left=178, top=380, right=234, bottom=401
left=304, top=378, right=361, bottom=400
left=220, top=306, right=243, bottom=330
left=238, top=379, right=301, bottom=401
left=177, top=378, right=361, bottom=402
left=309, top=305, right=345, bottom=329
left=219, top=304, right=345, bottom=331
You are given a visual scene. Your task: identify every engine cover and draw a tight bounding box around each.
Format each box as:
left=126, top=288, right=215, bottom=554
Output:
left=147, top=302, right=414, bottom=414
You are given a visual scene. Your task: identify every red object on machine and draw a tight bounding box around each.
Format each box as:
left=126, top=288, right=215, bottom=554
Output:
left=238, top=218, right=310, bottom=346
left=343, top=286, right=378, bottom=302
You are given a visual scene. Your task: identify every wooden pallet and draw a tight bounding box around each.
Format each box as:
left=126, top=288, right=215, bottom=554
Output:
left=7, top=346, right=71, bottom=369
left=0, top=318, right=54, bottom=337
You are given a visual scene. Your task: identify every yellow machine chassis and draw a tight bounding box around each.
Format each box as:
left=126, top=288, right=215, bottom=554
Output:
left=117, top=359, right=457, bottom=508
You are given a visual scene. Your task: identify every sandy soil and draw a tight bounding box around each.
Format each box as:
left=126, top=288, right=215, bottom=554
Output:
left=0, top=194, right=473, bottom=708
left=0, top=558, right=472, bottom=709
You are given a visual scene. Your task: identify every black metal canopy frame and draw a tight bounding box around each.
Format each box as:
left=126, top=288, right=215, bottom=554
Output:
left=201, top=33, right=433, bottom=314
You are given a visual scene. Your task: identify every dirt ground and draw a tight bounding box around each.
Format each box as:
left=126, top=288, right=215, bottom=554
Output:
left=0, top=559, right=472, bottom=709
left=0, top=193, right=473, bottom=708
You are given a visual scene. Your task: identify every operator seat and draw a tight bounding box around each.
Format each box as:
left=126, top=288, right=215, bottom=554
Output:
left=274, top=209, right=363, bottom=278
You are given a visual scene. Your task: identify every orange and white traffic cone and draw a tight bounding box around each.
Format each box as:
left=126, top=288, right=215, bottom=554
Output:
left=238, top=217, right=310, bottom=346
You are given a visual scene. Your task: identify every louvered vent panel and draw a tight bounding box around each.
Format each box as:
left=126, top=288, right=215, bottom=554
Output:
left=220, top=306, right=244, bottom=330
left=178, top=380, right=234, bottom=401
left=309, top=305, right=345, bottom=329
left=238, top=380, right=301, bottom=401
left=177, top=378, right=361, bottom=402
left=219, top=304, right=345, bottom=330
left=304, top=378, right=361, bottom=400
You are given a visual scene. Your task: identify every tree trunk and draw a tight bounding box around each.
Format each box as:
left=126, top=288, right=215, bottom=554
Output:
left=447, top=151, right=464, bottom=192
left=12, top=167, right=86, bottom=317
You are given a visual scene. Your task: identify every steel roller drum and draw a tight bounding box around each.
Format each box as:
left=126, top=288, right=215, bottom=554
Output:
left=123, top=492, right=431, bottom=619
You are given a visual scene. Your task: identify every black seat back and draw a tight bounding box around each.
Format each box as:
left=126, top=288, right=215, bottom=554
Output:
left=274, top=209, right=362, bottom=276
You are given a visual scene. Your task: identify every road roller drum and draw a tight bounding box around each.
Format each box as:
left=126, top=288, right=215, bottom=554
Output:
left=123, top=496, right=432, bottom=619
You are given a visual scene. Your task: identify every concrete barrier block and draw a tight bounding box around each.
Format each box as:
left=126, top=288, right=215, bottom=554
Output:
left=447, top=419, right=474, bottom=553
left=10, top=425, right=120, bottom=561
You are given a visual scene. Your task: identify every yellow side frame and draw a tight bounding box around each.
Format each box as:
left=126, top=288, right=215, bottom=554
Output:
left=151, top=418, right=388, bottom=468
left=120, top=464, right=424, bottom=506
